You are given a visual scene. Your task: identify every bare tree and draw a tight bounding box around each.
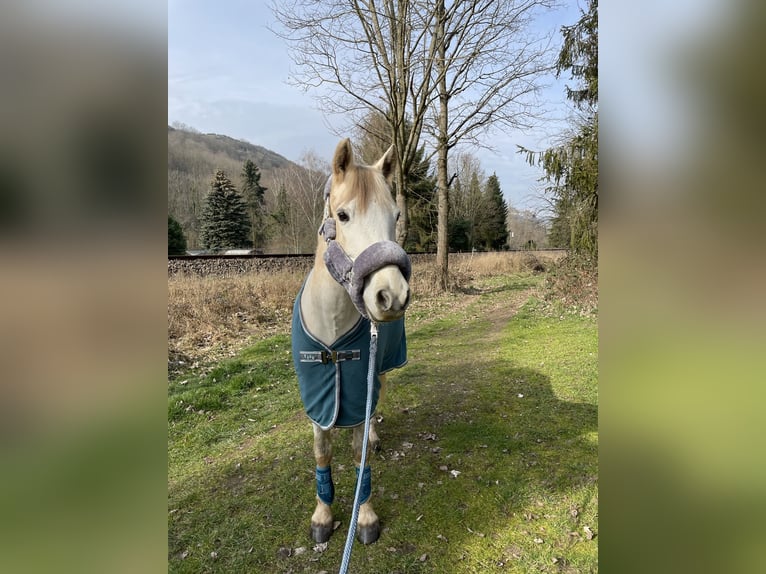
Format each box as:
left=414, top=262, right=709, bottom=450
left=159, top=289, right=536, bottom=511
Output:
left=353, top=109, right=392, bottom=165
left=449, top=150, right=486, bottom=245
left=507, top=206, right=548, bottom=249
left=271, top=0, right=439, bottom=245
left=431, top=0, right=555, bottom=288
left=269, top=151, right=329, bottom=253
left=272, top=0, right=555, bottom=288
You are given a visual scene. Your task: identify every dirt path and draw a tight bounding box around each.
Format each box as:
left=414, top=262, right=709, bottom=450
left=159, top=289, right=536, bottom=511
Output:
left=407, top=278, right=537, bottom=335
left=483, top=285, right=535, bottom=334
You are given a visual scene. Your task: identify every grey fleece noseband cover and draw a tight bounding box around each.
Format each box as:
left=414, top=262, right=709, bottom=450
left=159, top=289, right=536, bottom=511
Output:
left=320, top=176, right=411, bottom=319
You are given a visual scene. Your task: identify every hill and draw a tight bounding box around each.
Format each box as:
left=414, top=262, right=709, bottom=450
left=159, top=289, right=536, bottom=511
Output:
left=168, top=124, right=296, bottom=172
left=168, top=125, right=302, bottom=249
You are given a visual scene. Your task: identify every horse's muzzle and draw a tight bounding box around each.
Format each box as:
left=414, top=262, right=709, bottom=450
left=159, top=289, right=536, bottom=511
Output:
left=324, top=239, right=411, bottom=321
left=366, top=266, right=411, bottom=322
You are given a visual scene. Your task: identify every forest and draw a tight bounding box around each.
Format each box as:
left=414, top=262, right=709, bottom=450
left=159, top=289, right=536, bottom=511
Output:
left=167, top=122, right=548, bottom=255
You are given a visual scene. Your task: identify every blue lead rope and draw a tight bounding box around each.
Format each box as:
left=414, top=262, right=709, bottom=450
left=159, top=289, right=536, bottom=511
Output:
left=338, top=321, right=378, bottom=574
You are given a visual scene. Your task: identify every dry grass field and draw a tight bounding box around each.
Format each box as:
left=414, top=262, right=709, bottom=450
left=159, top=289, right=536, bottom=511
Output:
left=167, top=251, right=566, bottom=375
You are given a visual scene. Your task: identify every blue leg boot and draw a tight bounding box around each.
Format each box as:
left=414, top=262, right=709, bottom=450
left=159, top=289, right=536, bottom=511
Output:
left=311, top=466, right=334, bottom=543
left=354, top=466, right=380, bottom=545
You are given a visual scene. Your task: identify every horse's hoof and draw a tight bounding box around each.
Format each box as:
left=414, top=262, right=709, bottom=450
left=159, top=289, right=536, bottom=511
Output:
left=356, top=521, right=380, bottom=545
left=371, top=438, right=381, bottom=452
left=310, top=522, right=333, bottom=543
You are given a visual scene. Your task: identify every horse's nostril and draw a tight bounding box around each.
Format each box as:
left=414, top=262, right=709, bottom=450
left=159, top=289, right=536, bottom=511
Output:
left=376, top=289, right=392, bottom=311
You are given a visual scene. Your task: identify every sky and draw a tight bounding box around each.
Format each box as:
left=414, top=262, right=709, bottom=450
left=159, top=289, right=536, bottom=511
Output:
left=168, top=0, right=584, bottom=214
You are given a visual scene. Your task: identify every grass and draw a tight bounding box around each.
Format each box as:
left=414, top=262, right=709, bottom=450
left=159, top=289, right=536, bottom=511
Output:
left=168, top=267, right=597, bottom=573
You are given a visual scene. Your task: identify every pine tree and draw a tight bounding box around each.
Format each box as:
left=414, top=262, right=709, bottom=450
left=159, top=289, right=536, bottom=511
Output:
left=547, top=201, right=572, bottom=248
left=354, top=112, right=437, bottom=251
left=477, top=173, right=509, bottom=250
left=447, top=219, right=471, bottom=252
left=447, top=154, right=488, bottom=252
left=403, top=147, right=437, bottom=252
left=241, top=159, right=268, bottom=250
left=168, top=215, right=187, bottom=255
left=200, top=170, right=252, bottom=251
left=447, top=177, right=471, bottom=251
left=466, top=173, right=483, bottom=249
left=268, top=183, right=296, bottom=252
left=519, top=0, right=598, bottom=259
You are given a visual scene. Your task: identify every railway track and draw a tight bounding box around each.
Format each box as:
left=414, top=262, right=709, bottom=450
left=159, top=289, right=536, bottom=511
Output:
left=167, top=249, right=569, bottom=277
left=168, top=248, right=568, bottom=261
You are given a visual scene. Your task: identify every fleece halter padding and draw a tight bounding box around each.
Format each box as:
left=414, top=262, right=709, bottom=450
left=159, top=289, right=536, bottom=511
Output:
left=320, top=176, right=411, bottom=320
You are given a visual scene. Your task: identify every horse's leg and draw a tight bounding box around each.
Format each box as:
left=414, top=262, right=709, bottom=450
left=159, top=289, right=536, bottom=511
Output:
left=311, top=423, right=335, bottom=543
left=352, top=423, right=380, bottom=544
left=368, top=374, right=386, bottom=452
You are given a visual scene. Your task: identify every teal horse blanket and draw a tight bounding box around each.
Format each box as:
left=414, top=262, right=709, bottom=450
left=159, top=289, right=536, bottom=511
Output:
left=292, top=284, right=407, bottom=430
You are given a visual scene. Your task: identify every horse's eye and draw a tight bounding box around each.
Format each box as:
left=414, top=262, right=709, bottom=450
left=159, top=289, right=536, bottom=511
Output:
left=337, top=210, right=349, bottom=223
left=395, top=210, right=401, bottom=222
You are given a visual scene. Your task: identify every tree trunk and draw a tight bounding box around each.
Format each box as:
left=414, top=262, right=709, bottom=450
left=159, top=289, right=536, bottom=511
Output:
left=435, top=0, right=449, bottom=291
left=395, top=166, right=409, bottom=246
left=396, top=192, right=408, bottom=246
left=393, top=2, right=409, bottom=248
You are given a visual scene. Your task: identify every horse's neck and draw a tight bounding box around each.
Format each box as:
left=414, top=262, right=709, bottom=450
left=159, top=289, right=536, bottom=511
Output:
left=301, top=245, right=360, bottom=346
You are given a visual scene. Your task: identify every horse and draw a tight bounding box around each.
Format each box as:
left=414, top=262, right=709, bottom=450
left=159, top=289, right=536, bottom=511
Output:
left=291, top=138, right=412, bottom=546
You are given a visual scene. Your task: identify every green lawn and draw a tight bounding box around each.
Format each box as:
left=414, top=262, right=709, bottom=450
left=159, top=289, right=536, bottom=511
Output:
left=168, top=274, right=598, bottom=573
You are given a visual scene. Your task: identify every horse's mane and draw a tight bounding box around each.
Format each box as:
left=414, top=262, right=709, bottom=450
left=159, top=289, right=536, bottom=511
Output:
left=332, top=165, right=389, bottom=215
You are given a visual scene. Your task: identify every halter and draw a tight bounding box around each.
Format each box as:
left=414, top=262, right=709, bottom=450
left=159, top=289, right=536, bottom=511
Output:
left=319, top=176, right=411, bottom=320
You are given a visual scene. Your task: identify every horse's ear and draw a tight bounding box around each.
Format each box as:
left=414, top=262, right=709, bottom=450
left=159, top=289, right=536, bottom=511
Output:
left=374, top=145, right=395, bottom=182
left=332, top=138, right=354, bottom=177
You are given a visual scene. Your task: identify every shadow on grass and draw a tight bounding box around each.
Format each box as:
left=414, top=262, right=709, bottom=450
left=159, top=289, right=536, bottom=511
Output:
left=368, top=359, right=598, bottom=571
left=169, top=359, right=596, bottom=573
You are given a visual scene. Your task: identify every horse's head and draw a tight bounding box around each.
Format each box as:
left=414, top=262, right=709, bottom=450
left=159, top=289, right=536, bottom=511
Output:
left=321, top=138, right=411, bottom=323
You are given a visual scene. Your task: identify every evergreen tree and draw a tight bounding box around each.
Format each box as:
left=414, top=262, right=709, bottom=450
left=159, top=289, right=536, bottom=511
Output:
left=447, top=155, right=487, bottom=252
left=270, top=183, right=289, bottom=229
left=477, top=173, right=509, bottom=250
left=354, top=112, right=439, bottom=251
left=403, top=147, right=437, bottom=252
left=447, top=177, right=470, bottom=251
left=200, top=170, right=252, bottom=250
left=547, top=202, right=572, bottom=248
left=447, top=219, right=471, bottom=252
left=241, top=159, right=268, bottom=249
left=519, top=0, right=598, bottom=259
left=466, top=172, right=483, bottom=249
left=168, top=215, right=187, bottom=255
left=267, top=183, right=294, bottom=252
